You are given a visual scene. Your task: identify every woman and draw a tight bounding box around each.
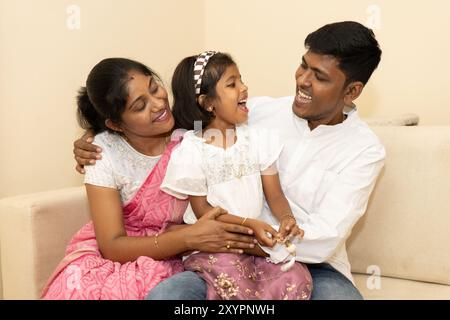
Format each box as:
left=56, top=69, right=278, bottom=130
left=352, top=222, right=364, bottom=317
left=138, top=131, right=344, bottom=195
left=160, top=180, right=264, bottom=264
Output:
left=42, top=58, right=256, bottom=300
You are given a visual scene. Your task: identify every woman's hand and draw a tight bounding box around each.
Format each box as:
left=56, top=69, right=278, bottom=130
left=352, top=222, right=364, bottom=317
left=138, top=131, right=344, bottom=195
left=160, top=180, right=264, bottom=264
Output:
left=278, top=215, right=304, bottom=241
left=246, top=219, right=278, bottom=248
left=185, top=207, right=257, bottom=254
left=73, top=130, right=102, bottom=174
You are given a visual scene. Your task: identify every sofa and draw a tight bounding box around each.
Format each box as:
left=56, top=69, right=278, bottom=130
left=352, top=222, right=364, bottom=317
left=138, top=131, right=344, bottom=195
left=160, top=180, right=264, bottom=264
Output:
left=1, top=124, right=449, bottom=300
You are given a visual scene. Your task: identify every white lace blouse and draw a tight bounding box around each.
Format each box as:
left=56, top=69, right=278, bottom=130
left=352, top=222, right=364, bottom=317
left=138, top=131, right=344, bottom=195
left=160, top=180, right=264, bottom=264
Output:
left=84, top=131, right=162, bottom=204
left=160, top=123, right=284, bottom=224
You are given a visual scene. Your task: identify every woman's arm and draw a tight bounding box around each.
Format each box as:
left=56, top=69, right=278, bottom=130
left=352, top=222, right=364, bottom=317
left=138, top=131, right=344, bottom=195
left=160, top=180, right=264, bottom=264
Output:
left=86, top=185, right=256, bottom=263
left=190, top=195, right=277, bottom=247
left=87, top=184, right=189, bottom=263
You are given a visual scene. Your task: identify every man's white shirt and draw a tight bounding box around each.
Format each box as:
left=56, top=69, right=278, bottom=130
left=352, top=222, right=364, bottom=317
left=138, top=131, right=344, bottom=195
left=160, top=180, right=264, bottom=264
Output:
left=247, top=96, right=386, bottom=282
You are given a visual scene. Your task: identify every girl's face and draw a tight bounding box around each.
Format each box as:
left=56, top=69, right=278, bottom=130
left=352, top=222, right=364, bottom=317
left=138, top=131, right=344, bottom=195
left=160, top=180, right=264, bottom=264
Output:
left=208, top=64, right=249, bottom=128
left=118, top=71, right=174, bottom=137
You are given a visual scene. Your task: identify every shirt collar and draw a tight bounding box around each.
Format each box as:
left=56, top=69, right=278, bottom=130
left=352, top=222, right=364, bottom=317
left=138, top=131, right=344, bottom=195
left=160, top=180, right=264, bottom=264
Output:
left=293, top=104, right=358, bottom=137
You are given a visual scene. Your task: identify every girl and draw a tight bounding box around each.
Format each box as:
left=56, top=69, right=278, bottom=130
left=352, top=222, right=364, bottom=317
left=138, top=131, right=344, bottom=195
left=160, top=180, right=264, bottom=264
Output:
left=160, top=51, right=312, bottom=300
left=41, top=58, right=256, bottom=300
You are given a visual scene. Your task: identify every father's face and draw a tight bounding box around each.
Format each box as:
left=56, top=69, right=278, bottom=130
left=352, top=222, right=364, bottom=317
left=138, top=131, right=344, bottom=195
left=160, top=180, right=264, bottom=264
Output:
left=292, top=50, right=348, bottom=128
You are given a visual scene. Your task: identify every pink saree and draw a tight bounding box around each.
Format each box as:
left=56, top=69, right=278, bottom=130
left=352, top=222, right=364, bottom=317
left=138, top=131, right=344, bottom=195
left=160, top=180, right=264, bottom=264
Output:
left=41, top=140, right=188, bottom=300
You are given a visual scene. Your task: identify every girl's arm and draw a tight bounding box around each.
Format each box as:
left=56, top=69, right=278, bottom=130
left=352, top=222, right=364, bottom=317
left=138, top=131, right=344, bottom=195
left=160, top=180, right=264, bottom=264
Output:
left=189, top=195, right=245, bottom=226
left=190, top=195, right=277, bottom=247
left=261, top=165, right=304, bottom=240
left=86, top=185, right=256, bottom=263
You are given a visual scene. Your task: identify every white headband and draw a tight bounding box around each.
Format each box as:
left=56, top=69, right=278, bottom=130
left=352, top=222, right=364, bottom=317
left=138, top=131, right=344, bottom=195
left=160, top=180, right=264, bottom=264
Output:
left=193, top=51, right=217, bottom=95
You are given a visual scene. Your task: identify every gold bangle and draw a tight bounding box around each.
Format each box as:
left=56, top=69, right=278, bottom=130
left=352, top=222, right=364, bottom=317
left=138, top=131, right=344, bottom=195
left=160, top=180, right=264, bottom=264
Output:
left=241, top=217, right=248, bottom=226
left=154, top=233, right=160, bottom=248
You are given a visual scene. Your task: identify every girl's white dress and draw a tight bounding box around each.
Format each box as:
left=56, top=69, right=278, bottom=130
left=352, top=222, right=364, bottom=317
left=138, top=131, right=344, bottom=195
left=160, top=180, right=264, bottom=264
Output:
left=162, top=123, right=295, bottom=263
left=160, top=123, right=313, bottom=300
left=161, top=123, right=283, bottom=223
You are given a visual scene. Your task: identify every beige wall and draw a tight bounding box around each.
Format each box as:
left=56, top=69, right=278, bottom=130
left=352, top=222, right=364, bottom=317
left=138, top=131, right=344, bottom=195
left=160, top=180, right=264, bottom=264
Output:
left=1, top=0, right=449, bottom=198
left=0, top=0, right=204, bottom=198
left=204, top=0, right=450, bottom=123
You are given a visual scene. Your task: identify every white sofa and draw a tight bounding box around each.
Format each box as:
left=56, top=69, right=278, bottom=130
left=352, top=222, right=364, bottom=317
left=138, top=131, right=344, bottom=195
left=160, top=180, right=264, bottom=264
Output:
left=1, top=125, right=449, bottom=300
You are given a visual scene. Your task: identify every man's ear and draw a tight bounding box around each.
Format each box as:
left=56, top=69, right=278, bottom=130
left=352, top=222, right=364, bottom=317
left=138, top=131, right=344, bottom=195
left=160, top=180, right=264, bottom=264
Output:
left=343, top=81, right=364, bottom=106
left=105, top=119, right=123, bottom=133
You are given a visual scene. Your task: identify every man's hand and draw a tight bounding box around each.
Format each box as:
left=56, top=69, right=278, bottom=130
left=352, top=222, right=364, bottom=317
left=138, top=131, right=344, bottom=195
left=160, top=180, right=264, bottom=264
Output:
left=73, top=130, right=102, bottom=174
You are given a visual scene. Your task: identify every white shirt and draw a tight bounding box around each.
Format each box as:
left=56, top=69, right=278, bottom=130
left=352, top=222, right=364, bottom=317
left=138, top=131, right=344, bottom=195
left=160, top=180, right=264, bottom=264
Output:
left=160, top=123, right=283, bottom=224
left=247, top=96, right=386, bottom=282
left=84, top=131, right=161, bottom=204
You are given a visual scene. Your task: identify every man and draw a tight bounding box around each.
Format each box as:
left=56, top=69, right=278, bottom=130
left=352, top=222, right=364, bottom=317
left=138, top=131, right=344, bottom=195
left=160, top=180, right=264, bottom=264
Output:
left=74, top=21, right=384, bottom=299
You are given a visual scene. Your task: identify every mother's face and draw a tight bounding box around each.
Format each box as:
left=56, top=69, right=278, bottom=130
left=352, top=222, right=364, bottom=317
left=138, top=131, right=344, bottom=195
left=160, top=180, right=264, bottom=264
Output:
left=119, top=71, right=174, bottom=137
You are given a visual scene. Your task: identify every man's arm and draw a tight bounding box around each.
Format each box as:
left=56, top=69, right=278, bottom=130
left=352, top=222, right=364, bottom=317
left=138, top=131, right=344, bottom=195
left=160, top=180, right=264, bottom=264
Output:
left=294, top=143, right=386, bottom=263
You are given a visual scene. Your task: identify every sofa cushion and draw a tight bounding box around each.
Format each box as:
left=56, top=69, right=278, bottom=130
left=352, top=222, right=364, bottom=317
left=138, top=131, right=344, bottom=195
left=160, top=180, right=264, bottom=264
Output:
left=348, top=126, right=450, bottom=286
left=353, top=273, right=450, bottom=300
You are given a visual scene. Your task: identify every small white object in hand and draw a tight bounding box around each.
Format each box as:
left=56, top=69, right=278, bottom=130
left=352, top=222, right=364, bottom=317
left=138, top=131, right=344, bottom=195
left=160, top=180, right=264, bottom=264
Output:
left=286, top=243, right=296, bottom=254
left=281, top=256, right=296, bottom=272
left=280, top=240, right=297, bottom=272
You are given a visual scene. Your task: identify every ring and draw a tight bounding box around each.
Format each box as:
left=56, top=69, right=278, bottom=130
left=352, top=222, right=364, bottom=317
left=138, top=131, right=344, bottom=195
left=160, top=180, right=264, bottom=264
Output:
left=226, top=242, right=231, bottom=250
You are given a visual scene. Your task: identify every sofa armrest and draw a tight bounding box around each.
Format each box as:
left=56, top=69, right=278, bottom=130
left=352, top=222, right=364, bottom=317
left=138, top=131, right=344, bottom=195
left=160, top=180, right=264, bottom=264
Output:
left=0, top=187, right=89, bottom=299
left=0, top=248, right=3, bottom=299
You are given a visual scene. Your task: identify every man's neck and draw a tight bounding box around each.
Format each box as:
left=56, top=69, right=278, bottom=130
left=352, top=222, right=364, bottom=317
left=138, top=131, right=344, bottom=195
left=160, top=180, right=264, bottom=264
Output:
left=307, top=111, right=346, bottom=131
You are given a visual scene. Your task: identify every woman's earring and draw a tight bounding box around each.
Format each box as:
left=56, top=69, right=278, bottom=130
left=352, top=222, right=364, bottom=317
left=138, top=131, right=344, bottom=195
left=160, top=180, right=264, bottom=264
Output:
left=207, top=106, right=214, bottom=112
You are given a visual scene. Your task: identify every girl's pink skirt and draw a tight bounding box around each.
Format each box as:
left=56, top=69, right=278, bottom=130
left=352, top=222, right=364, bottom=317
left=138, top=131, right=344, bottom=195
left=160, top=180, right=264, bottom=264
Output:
left=184, top=252, right=312, bottom=300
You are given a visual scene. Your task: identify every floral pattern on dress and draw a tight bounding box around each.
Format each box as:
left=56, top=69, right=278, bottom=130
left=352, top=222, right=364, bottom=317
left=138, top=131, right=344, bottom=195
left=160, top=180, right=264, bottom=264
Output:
left=184, top=252, right=312, bottom=300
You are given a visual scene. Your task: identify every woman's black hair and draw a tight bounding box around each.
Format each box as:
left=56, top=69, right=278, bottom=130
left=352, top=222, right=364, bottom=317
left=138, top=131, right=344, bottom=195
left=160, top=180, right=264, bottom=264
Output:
left=77, top=58, right=160, bottom=134
left=171, top=52, right=236, bottom=130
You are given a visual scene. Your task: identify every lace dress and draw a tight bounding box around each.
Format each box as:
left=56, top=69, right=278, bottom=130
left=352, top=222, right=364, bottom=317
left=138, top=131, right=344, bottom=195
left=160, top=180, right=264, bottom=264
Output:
left=161, top=124, right=312, bottom=300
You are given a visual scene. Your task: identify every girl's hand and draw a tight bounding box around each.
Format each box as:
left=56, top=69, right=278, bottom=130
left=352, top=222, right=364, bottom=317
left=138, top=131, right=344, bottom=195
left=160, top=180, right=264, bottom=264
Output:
left=73, top=130, right=102, bottom=174
left=246, top=219, right=278, bottom=248
left=185, top=207, right=257, bottom=254
left=278, top=215, right=304, bottom=241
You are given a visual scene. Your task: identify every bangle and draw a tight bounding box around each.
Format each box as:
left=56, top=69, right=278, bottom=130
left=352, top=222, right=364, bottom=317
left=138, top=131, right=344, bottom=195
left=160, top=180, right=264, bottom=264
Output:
left=241, top=217, right=248, bottom=226
left=154, top=233, right=160, bottom=249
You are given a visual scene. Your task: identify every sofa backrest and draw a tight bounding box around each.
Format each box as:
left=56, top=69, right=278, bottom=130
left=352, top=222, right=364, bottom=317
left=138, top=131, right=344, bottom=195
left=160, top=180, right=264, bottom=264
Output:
left=347, top=126, right=450, bottom=286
